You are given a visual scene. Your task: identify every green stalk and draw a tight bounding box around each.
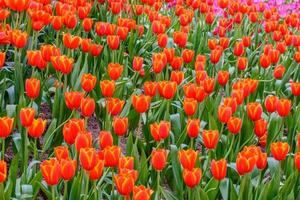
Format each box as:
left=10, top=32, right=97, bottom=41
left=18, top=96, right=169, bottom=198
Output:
left=84, top=172, right=89, bottom=200
left=156, top=171, right=161, bottom=199
left=0, top=183, right=4, bottom=200
left=224, top=134, right=235, bottom=160
left=63, top=181, right=68, bottom=200
left=52, top=186, right=55, bottom=200
left=111, top=169, right=115, bottom=200
left=1, top=138, right=5, bottom=160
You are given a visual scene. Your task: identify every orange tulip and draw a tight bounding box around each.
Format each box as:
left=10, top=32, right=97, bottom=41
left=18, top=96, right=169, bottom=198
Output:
left=170, top=71, right=184, bottom=85
left=5, top=0, right=29, bottom=11
left=63, top=33, right=81, bottom=49
left=223, top=97, right=237, bottom=113
left=100, top=80, right=115, bottom=97
left=80, top=147, right=98, bottom=170
left=178, top=149, right=198, bottom=170
left=233, top=42, right=244, bottom=56
left=295, top=152, right=300, bottom=171
left=291, top=82, right=300, bottom=96
left=210, top=49, right=222, bottom=64
left=51, top=56, right=74, bottom=74
left=133, top=185, right=153, bottom=200
left=40, top=158, right=61, bottom=185
left=170, top=56, right=183, bottom=70
left=98, top=131, right=113, bottom=149
left=217, top=70, right=229, bottom=87
left=82, top=18, right=93, bottom=32
left=40, top=45, right=60, bottom=62
left=107, top=35, right=120, bottom=50
left=182, top=49, right=194, bottom=63
left=10, top=29, right=28, bottom=48
left=26, top=50, right=47, bottom=70
left=60, top=158, right=77, bottom=181
left=237, top=57, right=248, bottom=71
left=54, top=146, right=69, bottom=162
left=256, top=151, right=267, bottom=170
left=111, top=2, right=122, bottom=14
left=187, top=119, right=200, bottom=138
left=211, top=159, right=227, bottom=180
left=25, top=78, right=40, bottom=100
left=89, top=158, right=104, bottom=180
left=0, top=160, right=7, bottom=183
left=20, top=108, right=35, bottom=127
left=0, top=52, right=5, bottom=68
left=247, top=102, right=262, bottom=121
left=151, top=149, right=168, bottom=171
left=143, top=81, right=157, bottom=97
left=28, top=118, right=47, bottom=138
left=218, top=105, right=232, bottom=123
left=259, top=54, right=271, bottom=68
left=103, top=145, right=121, bottom=167
left=158, top=81, right=177, bottom=99
left=276, top=98, right=291, bottom=117
left=90, top=43, right=103, bottom=57
left=182, top=168, right=202, bottom=188
left=108, top=63, right=124, bottom=80
left=63, top=13, right=77, bottom=29
left=273, top=65, right=285, bottom=79
left=236, top=153, right=256, bottom=175
left=163, top=48, right=175, bottom=63
left=203, top=77, right=215, bottom=94
left=183, top=83, right=196, bottom=99
left=133, top=56, right=144, bottom=71
left=63, top=119, right=85, bottom=145
left=51, top=16, right=63, bottom=31
left=132, top=95, right=151, bottom=113
left=150, top=121, right=170, bottom=142
left=183, top=98, right=197, bottom=116
left=75, top=131, right=92, bottom=152
left=231, top=89, right=244, bottom=105
left=270, top=142, right=290, bottom=161
left=81, top=73, right=97, bottom=92
left=202, top=130, right=219, bottom=149
left=118, top=156, right=134, bottom=170
left=80, top=97, right=95, bottom=117
left=254, top=119, right=267, bottom=137
left=227, top=117, right=242, bottom=135
left=264, top=95, right=278, bottom=113
left=106, top=98, right=125, bottom=115
left=0, top=117, right=14, bottom=138
left=113, top=117, right=128, bottom=136
left=65, top=91, right=84, bottom=110
left=114, top=172, right=135, bottom=197
left=173, top=31, right=187, bottom=48
left=157, top=33, right=168, bottom=48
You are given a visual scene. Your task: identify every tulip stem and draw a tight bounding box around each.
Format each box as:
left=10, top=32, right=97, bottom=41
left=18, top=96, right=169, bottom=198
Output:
left=156, top=171, right=160, bottom=199
left=63, top=181, right=68, bottom=200
left=1, top=138, right=5, bottom=160
left=84, top=172, right=89, bottom=200
left=224, top=135, right=235, bottom=160
left=52, top=186, right=55, bottom=200
left=93, top=181, right=97, bottom=200
left=111, top=169, right=115, bottom=200
left=0, top=183, right=4, bottom=200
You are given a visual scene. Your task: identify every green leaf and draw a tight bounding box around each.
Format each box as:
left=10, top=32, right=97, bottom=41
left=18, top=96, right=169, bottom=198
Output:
left=42, top=118, right=57, bottom=152
left=205, top=178, right=219, bottom=199
left=5, top=153, right=19, bottom=199
left=170, top=145, right=183, bottom=196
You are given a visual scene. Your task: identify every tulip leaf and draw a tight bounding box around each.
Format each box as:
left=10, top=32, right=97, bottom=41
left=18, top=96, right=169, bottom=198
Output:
left=170, top=113, right=181, bottom=137
left=205, top=178, right=219, bottom=199
left=170, top=145, right=183, bottom=196
left=4, top=153, right=19, bottom=199
left=42, top=118, right=57, bottom=152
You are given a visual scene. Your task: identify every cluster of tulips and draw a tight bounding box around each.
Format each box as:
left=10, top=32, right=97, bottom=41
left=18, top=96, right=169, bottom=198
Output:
left=0, top=0, right=300, bottom=199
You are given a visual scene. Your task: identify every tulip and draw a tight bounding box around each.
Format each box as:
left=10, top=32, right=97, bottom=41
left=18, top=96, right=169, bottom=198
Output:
left=51, top=56, right=74, bottom=74
left=117, top=26, right=129, bottom=41
left=10, top=30, right=28, bottom=48
left=20, top=108, right=35, bottom=127
left=151, top=149, right=168, bottom=171
left=273, top=65, right=285, bottom=79
left=211, top=159, right=227, bottom=180
left=90, top=43, right=103, bottom=57
left=183, top=98, right=197, bottom=116
left=132, top=95, right=151, bottom=113
left=75, top=131, right=92, bottom=152
left=0, top=160, right=7, bottom=183
left=81, top=73, right=97, bottom=92
left=187, top=119, right=200, bottom=138
left=157, top=34, right=168, bottom=48
left=0, top=117, right=14, bottom=138
left=254, top=119, right=267, bottom=137
left=82, top=18, right=93, bottom=32
left=25, top=78, right=40, bottom=100
left=217, top=70, right=229, bottom=87
left=63, top=33, right=81, bottom=49
left=295, top=152, right=300, bottom=171
left=28, top=118, right=47, bottom=138
left=256, top=151, right=267, bottom=170
left=163, top=48, right=175, bottom=63
left=265, top=95, right=278, bottom=113
left=133, top=185, right=153, bottom=200
left=178, top=149, right=198, bottom=170
left=203, top=77, right=215, bottom=94
left=236, top=153, right=256, bottom=175
left=233, top=42, right=244, bottom=56
left=170, top=71, right=184, bottom=85
left=98, top=131, right=113, bottom=149
left=89, top=158, right=104, bottom=180
left=64, top=13, right=77, bottom=29
left=65, top=91, right=84, bottom=110
left=247, top=102, right=262, bottom=121
left=276, top=98, right=291, bottom=117
left=103, top=145, right=121, bottom=167
left=291, top=82, right=300, bottom=96
left=158, top=81, right=177, bottom=99
left=107, top=35, right=120, bottom=50
left=118, top=156, right=134, bottom=170
left=202, top=130, right=219, bottom=149
left=111, top=2, right=122, bottom=14
left=114, top=172, right=135, bottom=197
left=100, top=80, right=116, bottom=97
left=0, top=52, right=5, bottom=68
left=143, top=81, right=157, bottom=97
left=40, top=45, right=60, bottom=62
left=183, top=83, right=197, bottom=99
left=210, top=49, right=222, bottom=64
left=107, top=63, right=123, bottom=80
left=60, top=158, right=77, bottom=181
left=133, top=56, right=143, bottom=71
left=5, top=0, right=29, bottom=12
left=182, top=49, right=194, bottom=63
left=182, top=168, right=202, bottom=188
left=40, top=158, right=61, bottom=185
left=80, top=148, right=98, bottom=170
left=150, top=121, right=170, bottom=142
left=80, top=97, right=95, bottom=117
left=54, top=146, right=69, bottom=162
left=106, top=98, right=125, bottom=115
left=170, top=57, right=183, bottom=70
left=227, top=117, right=242, bottom=135
left=237, top=57, right=248, bottom=71
left=270, top=142, right=290, bottom=161
left=173, top=31, right=187, bottom=48
left=63, top=119, right=85, bottom=145
left=218, top=105, right=232, bottom=123
left=26, top=50, right=47, bottom=70
left=259, top=54, right=271, bottom=69
left=113, top=117, right=128, bottom=136
left=51, top=16, right=63, bottom=31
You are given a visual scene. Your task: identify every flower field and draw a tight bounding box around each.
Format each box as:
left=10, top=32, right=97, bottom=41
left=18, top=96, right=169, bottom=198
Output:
left=0, top=0, right=300, bottom=199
